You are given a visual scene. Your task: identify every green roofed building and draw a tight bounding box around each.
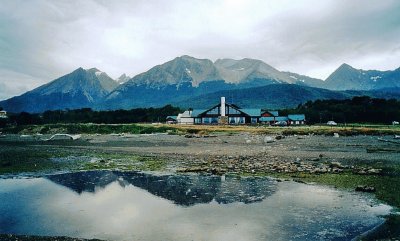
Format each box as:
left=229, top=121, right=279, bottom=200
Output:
left=166, top=116, right=178, bottom=124
left=176, top=97, right=305, bottom=125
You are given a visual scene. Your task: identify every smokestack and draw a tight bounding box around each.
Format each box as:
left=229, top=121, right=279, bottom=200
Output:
left=221, top=97, right=226, bottom=116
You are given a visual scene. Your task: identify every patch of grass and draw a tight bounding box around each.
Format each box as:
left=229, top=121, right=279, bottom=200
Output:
left=0, top=143, right=169, bottom=175
left=249, top=170, right=400, bottom=209
left=1, top=123, right=178, bottom=135
left=0, top=148, right=74, bottom=174
left=0, top=234, right=104, bottom=241
left=81, top=152, right=167, bottom=172
left=137, top=156, right=167, bottom=171
left=3, top=123, right=400, bottom=136
left=358, top=214, right=400, bottom=241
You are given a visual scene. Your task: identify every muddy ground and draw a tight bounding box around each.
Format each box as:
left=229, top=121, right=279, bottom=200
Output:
left=3, top=132, right=399, bottom=161
left=1, top=133, right=400, bottom=176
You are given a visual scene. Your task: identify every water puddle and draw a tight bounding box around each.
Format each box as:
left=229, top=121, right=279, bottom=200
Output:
left=0, top=171, right=391, bottom=241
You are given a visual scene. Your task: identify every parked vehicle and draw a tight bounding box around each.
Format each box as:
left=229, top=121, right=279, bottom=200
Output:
left=327, top=121, right=337, bottom=126
left=273, top=121, right=287, bottom=126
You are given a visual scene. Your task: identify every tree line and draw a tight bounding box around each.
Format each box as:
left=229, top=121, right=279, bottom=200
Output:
left=0, top=105, right=181, bottom=127
left=280, top=96, right=400, bottom=124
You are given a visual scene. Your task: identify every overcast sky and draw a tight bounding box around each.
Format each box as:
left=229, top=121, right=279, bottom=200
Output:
left=1, top=0, right=400, bottom=100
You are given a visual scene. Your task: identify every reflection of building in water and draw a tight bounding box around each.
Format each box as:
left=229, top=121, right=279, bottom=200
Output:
left=46, top=171, right=277, bottom=206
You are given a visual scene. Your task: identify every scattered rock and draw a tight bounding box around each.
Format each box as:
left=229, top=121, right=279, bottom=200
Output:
left=210, top=168, right=226, bottom=175
left=264, top=136, right=274, bottom=143
left=330, top=161, right=344, bottom=169
left=355, top=185, right=376, bottom=193
left=293, top=179, right=307, bottom=184
left=177, top=167, right=207, bottom=173
left=367, top=168, right=382, bottom=175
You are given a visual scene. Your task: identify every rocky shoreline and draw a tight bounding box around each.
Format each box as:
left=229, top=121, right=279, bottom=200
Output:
left=176, top=153, right=383, bottom=176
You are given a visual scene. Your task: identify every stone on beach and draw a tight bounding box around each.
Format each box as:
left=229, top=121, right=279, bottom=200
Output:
left=264, top=136, right=274, bottom=143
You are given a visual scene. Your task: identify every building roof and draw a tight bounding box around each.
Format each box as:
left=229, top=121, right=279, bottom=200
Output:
left=288, top=114, right=305, bottom=121
left=191, top=109, right=207, bottom=117
left=268, top=111, right=279, bottom=117
left=166, top=116, right=177, bottom=121
left=275, top=116, right=289, bottom=121
left=259, top=117, right=275, bottom=122
left=262, top=110, right=279, bottom=117
left=239, top=108, right=261, bottom=117
left=179, top=110, right=192, bottom=118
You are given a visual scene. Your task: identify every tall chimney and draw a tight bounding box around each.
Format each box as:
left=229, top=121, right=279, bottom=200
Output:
left=221, top=97, right=226, bottom=116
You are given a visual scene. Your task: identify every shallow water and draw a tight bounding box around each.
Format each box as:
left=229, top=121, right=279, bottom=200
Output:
left=0, top=171, right=392, bottom=241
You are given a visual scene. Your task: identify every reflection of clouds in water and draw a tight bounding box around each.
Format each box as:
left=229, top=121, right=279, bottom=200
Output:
left=0, top=174, right=392, bottom=241
left=39, top=182, right=176, bottom=240
left=36, top=181, right=268, bottom=241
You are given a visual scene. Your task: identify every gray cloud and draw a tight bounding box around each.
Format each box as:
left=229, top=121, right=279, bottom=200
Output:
left=1, top=0, right=400, bottom=100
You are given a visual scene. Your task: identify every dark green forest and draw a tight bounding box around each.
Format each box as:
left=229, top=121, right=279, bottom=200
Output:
left=0, top=105, right=181, bottom=127
left=281, top=96, right=400, bottom=124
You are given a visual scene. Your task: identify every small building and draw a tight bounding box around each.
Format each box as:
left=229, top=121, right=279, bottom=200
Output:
left=288, top=114, right=306, bottom=125
left=166, top=116, right=178, bottom=124
left=259, top=110, right=280, bottom=125
left=189, top=97, right=261, bottom=125
left=0, top=110, right=7, bottom=119
left=176, top=97, right=306, bottom=125
left=177, top=110, right=194, bottom=124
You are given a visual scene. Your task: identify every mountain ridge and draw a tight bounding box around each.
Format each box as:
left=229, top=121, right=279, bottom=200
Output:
left=1, top=56, right=400, bottom=113
left=0, top=67, right=118, bottom=113
left=324, top=63, right=400, bottom=90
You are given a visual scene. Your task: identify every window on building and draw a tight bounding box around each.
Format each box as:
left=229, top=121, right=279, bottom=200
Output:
left=227, top=107, right=240, bottom=115
left=206, top=107, right=219, bottom=115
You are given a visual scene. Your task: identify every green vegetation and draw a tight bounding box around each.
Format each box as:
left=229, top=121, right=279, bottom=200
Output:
left=0, top=147, right=77, bottom=174
left=244, top=169, right=400, bottom=209
left=3, top=105, right=181, bottom=126
left=297, top=173, right=400, bottom=208
left=83, top=154, right=167, bottom=172
left=358, top=214, right=400, bottom=240
left=0, top=146, right=168, bottom=175
left=1, top=123, right=180, bottom=135
left=282, top=96, right=400, bottom=124
left=2, top=122, right=400, bottom=136
left=0, top=234, right=103, bottom=241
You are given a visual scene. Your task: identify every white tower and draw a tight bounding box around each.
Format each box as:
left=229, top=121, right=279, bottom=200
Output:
left=221, top=97, right=226, bottom=116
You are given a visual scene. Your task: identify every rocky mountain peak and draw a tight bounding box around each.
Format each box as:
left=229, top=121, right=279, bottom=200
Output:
left=116, top=74, right=131, bottom=84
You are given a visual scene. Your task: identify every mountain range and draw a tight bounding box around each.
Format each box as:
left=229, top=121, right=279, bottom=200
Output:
left=1, top=55, right=399, bottom=113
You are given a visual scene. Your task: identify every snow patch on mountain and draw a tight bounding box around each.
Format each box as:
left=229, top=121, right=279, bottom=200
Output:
left=370, top=76, right=381, bottom=82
